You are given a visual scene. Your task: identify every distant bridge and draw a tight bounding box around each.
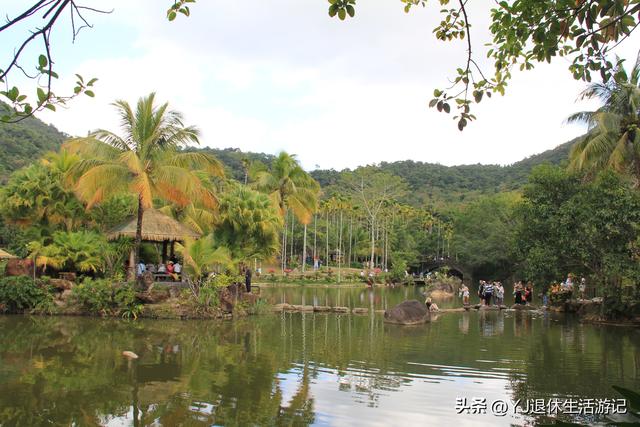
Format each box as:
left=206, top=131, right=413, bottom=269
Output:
left=414, top=257, right=472, bottom=284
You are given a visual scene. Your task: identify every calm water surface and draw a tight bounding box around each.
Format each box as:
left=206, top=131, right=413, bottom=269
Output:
left=260, top=283, right=514, bottom=310
left=1, top=287, right=639, bottom=426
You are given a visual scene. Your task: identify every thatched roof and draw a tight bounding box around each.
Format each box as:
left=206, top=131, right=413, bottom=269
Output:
left=0, top=249, right=17, bottom=259
left=107, top=209, right=201, bottom=242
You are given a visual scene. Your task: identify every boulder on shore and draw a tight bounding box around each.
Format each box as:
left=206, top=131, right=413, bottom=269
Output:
left=5, top=259, right=33, bottom=277
left=384, top=300, right=430, bottom=325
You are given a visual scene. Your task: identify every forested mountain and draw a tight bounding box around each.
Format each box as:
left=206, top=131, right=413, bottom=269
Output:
left=190, top=147, right=275, bottom=182
left=311, top=138, right=577, bottom=207
left=0, top=104, right=67, bottom=183
left=0, top=109, right=577, bottom=205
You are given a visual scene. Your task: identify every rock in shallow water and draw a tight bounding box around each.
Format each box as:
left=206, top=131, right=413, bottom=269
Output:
left=383, top=300, right=430, bottom=325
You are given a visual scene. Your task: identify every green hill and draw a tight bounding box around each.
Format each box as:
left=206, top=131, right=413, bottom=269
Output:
left=0, top=106, right=67, bottom=183
left=310, top=137, right=577, bottom=207
left=0, top=109, right=578, bottom=206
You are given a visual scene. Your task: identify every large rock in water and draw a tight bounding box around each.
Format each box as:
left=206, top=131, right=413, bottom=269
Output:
left=384, top=300, right=430, bottom=325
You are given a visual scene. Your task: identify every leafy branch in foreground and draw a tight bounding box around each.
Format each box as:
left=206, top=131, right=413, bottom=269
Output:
left=0, top=1, right=198, bottom=123
left=329, top=0, right=640, bottom=130
left=0, top=1, right=111, bottom=122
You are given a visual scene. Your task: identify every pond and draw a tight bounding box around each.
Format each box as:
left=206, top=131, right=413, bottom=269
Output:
left=0, top=297, right=639, bottom=426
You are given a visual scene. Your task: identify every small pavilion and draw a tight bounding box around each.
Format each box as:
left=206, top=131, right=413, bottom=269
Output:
left=107, top=209, right=201, bottom=276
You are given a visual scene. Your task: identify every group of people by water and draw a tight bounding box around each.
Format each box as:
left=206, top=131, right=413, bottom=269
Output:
left=456, top=281, right=533, bottom=307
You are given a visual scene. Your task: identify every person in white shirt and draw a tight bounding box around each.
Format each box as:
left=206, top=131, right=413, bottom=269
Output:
left=137, top=261, right=146, bottom=277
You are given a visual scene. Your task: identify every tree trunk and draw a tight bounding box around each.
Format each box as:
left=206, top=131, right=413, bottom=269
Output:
left=348, top=215, right=353, bottom=269
left=325, top=210, right=329, bottom=269
left=134, top=196, right=144, bottom=269
left=302, top=223, right=307, bottom=273
left=338, top=210, right=343, bottom=282
left=370, top=220, right=375, bottom=270
left=313, top=214, right=317, bottom=268
left=290, top=214, right=295, bottom=267
left=282, top=211, right=288, bottom=273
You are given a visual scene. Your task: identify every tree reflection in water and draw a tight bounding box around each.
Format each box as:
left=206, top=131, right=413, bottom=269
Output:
left=0, top=311, right=638, bottom=426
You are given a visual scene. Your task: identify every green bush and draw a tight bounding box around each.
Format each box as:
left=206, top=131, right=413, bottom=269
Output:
left=185, top=272, right=243, bottom=313
left=71, top=278, right=141, bottom=317
left=389, top=261, right=408, bottom=283
left=0, top=276, right=55, bottom=314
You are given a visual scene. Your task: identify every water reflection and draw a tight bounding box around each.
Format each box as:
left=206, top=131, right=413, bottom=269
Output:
left=0, top=312, right=638, bottom=426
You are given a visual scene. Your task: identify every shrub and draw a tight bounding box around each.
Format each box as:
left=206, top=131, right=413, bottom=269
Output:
left=29, top=230, right=108, bottom=273
left=186, top=272, right=242, bottom=312
left=71, top=278, right=141, bottom=317
left=0, top=276, right=55, bottom=314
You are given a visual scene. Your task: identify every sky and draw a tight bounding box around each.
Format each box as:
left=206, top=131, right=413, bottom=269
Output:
left=2, top=1, right=639, bottom=170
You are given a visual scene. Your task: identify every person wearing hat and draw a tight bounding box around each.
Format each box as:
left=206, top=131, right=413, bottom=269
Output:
left=166, top=261, right=177, bottom=281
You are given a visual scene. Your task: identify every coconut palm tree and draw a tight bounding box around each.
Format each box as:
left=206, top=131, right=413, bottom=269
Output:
left=251, top=152, right=320, bottom=271
left=567, top=55, right=640, bottom=185
left=64, top=93, right=223, bottom=268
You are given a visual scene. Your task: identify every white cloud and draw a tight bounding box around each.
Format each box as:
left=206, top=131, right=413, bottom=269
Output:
left=36, top=0, right=639, bottom=170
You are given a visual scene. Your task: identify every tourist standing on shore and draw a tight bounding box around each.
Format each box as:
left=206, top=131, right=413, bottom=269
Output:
left=459, top=284, right=470, bottom=306
left=514, top=282, right=524, bottom=305
left=245, top=267, right=252, bottom=293
left=579, top=278, right=586, bottom=300
left=525, top=282, right=533, bottom=305
left=495, top=282, right=504, bottom=306
left=483, top=281, right=494, bottom=306
left=478, top=280, right=486, bottom=305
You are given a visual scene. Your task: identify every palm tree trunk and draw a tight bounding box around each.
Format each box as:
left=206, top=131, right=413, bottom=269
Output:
left=302, top=223, right=308, bottom=274
left=348, top=214, right=353, bottom=269
left=338, top=210, right=343, bottom=282
left=282, top=211, right=288, bottom=273
left=290, top=214, right=295, bottom=267
left=325, top=210, right=329, bottom=269
left=313, top=214, right=317, bottom=268
left=134, top=195, right=144, bottom=271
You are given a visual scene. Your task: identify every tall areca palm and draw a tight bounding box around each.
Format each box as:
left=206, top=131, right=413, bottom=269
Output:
left=252, top=152, right=320, bottom=271
left=567, top=56, right=640, bottom=185
left=64, top=92, right=223, bottom=268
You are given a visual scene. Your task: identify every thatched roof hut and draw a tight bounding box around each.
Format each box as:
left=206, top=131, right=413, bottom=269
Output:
left=0, top=249, right=17, bottom=259
left=107, top=209, right=200, bottom=242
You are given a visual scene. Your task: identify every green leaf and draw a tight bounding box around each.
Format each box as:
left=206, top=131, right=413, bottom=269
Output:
left=168, top=11, right=177, bottom=21
left=428, top=99, right=438, bottom=108
left=85, top=90, right=95, bottom=97
left=443, top=103, right=451, bottom=114
left=38, top=55, right=48, bottom=68
left=338, top=8, right=346, bottom=20
left=44, top=103, right=56, bottom=112
left=8, top=87, right=19, bottom=102
left=87, top=78, right=98, bottom=86
left=37, top=87, right=47, bottom=103
left=346, top=5, right=355, bottom=17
